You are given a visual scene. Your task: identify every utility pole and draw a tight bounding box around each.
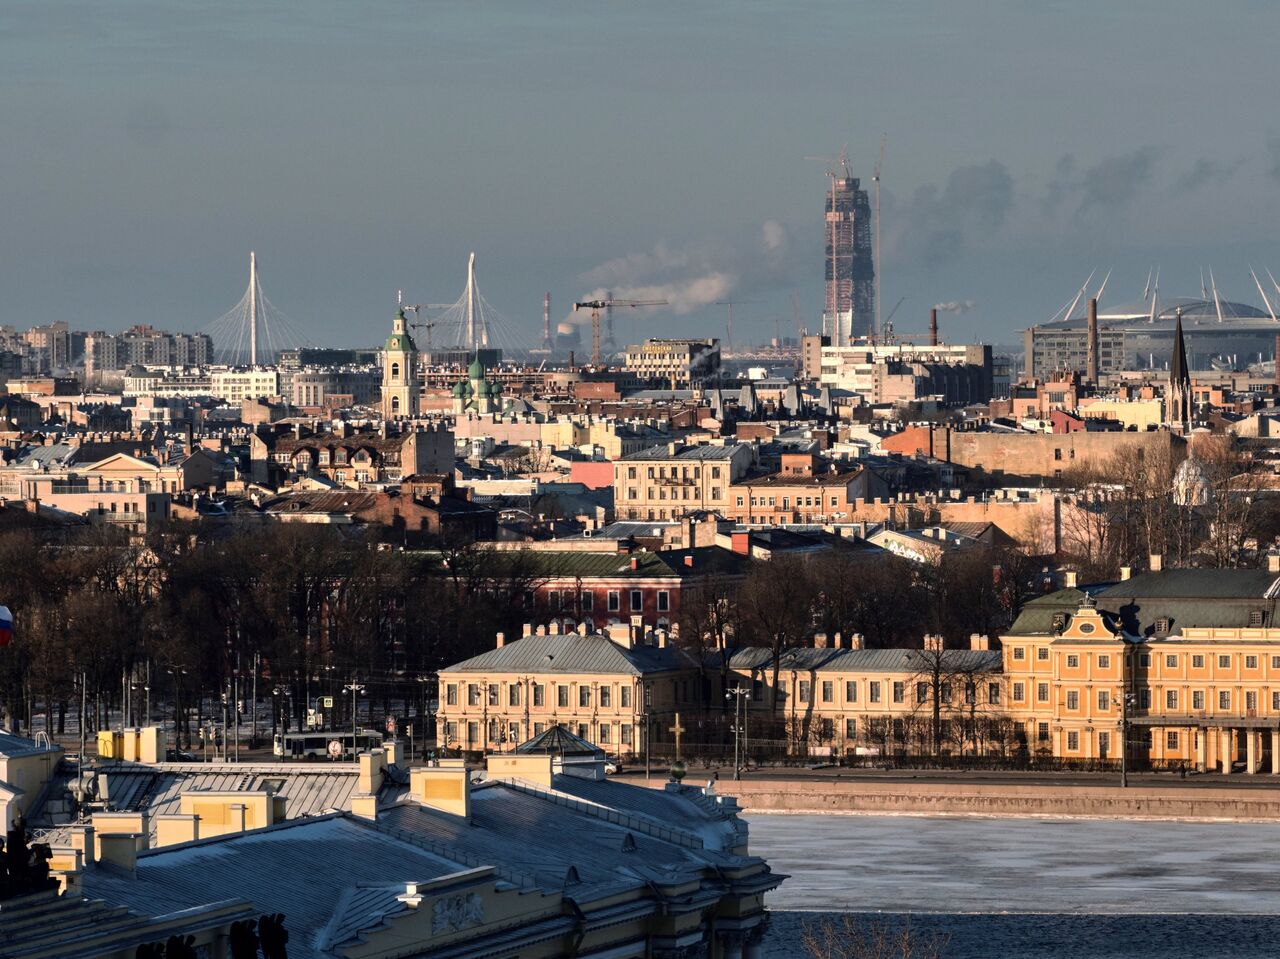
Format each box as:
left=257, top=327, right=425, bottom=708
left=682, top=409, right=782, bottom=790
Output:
left=726, top=686, right=749, bottom=780
left=344, top=683, right=366, bottom=758
left=1119, top=644, right=1134, bottom=788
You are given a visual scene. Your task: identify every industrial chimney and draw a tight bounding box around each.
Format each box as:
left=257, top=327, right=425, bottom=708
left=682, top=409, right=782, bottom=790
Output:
left=929, top=308, right=938, bottom=347
left=1086, top=297, right=1099, bottom=383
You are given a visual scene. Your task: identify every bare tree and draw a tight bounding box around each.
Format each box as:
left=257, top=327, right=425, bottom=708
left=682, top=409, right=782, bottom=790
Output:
left=802, top=915, right=948, bottom=959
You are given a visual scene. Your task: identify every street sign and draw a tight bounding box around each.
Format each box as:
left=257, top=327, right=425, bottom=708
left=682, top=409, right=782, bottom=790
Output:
left=322, top=696, right=334, bottom=708
left=327, top=739, right=343, bottom=759
left=385, top=716, right=397, bottom=735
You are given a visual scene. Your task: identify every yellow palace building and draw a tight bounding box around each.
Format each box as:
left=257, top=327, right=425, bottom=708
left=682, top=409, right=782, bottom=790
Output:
left=1004, top=563, right=1280, bottom=772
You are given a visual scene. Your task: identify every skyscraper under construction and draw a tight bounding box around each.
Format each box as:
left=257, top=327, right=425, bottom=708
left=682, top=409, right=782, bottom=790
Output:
left=822, top=166, right=874, bottom=345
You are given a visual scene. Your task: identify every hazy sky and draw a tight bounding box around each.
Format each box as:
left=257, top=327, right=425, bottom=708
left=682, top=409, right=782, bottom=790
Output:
left=4, top=1, right=1280, bottom=350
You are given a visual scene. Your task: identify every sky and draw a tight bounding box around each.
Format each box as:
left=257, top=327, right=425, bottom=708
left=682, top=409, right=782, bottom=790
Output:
left=3, top=1, right=1280, bottom=351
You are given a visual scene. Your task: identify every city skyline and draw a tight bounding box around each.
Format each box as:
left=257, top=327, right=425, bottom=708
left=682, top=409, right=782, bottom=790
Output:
left=4, top=2, right=1280, bottom=349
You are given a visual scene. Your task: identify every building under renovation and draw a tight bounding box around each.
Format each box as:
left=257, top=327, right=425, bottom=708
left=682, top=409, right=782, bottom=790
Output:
left=821, top=167, right=875, bottom=345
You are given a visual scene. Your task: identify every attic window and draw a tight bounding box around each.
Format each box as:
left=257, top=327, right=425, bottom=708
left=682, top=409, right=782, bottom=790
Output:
left=1250, top=609, right=1265, bottom=628
left=1154, top=617, right=1171, bottom=635
left=1051, top=613, right=1066, bottom=633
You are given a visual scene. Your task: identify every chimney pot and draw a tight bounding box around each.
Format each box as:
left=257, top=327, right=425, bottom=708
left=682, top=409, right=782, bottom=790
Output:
left=1149, top=553, right=1163, bottom=573
left=495, top=632, right=505, bottom=649
left=1065, top=571, right=1078, bottom=588
left=1270, top=553, right=1280, bottom=574
left=1120, top=566, right=1132, bottom=581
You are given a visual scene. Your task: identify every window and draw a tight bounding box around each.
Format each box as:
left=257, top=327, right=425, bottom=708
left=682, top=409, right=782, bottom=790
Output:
left=711, top=467, right=721, bottom=480
left=892, top=682, right=905, bottom=704
left=1167, top=731, right=1179, bottom=750
left=1099, top=731, right=1110, bottom=754
left=1067, top=731, right=1079, bottom=750
left=598, top=724, right=610, bottom=743
left=1273, top=692, right=1280, bottom=711
left=1097, top=655, right=1110, bottom=669
left=488, top=684, right=499, bottom=706
left=581, top=592, right=594, bottom=612
left=1012, top=647, right=1026, bottom=661
left=1037, top=722, right=1050, bottom=742
left=1139, top=653, right=1151, bottom=667
left=1250, top=609, right=1265, bottom=628
left=600, top=687, right=611, bottom=707
left=630, top=590, right=643, bottom=611
left=988, top=683, right=1001, bottom=704
left=1140, top=689, right=1151, bottom=709
left=608, top=591, right=620, bottom=612
left=579, top=687, right=591, bottom=707
left=822, top=681, right=833, bottom=703
left=577, top=724, right=588, bottom=739
left=1038, top=647, right=1050, bottom=661
left=1066, top=690, right=1079, bottom=710
left=534, top=684, right=545, bottom=707
left=965, top=683, right=976, bottom=705
left=798, top=680, right=811, bottom=703
left=509, top=685, right=521, bottom=707
left=1066, top=655, right=1080, bottom=668
left=1037, top=682, right=1049, bottom=702
left=846, top=719, right=858, bottom=738
left=916, top=682, right=929, bottom=704
left=627, top=466, right=637, bottom=480
left=1246, top=655, right=1258, bottom=669
left=621, top=686, right=631, bottom=708
left=1272, top=656, right=1280, bottom=669
left=1193, top=690, right=1204, bottom=710
left=1012, top=682, right=1025, bottom=701
left=466, top=721, right=479, bottom=744
left=1193, top=655, right=1205, bottom=669
left=1166, top=654, right=1178, bottom=668
left=1247, top=690, right=1258, bottom=711
left=446, top=684, right=458, bottom=706
left=467, top=684, right=480, bottom=707
left=1098, top=690, right=1110, bottom=710
left=845, top=681, right=858, bottom=702
left=1166, top=690, right=1178, bottom=710
left=657, top=591, right=670, bottom=612
left=621, top=724, right=633, bottom=745
left=1218, top=690, right=1231, bottom=710
left=533, top=722, right=545, bottom=736
left=869, top=682, right=881, bottom=704
left=1218, top=655, right=1231, bottom=669
left=558, top=686, right=570, bottom=708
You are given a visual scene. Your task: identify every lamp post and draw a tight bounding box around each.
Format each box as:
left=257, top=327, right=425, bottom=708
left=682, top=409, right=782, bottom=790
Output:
left=343, top=683, right=366, bottom=758
left=726, top=686, right=749, bottom=780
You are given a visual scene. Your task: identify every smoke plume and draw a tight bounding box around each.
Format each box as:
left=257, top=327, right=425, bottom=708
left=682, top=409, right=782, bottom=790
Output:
left=933, top=300, right=977, bottom=313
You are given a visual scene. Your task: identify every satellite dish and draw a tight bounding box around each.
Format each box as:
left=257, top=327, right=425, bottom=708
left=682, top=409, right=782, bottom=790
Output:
left=327, top=739, right=343, bottom=760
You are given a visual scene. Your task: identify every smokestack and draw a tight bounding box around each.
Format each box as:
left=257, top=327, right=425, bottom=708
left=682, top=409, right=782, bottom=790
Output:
left=929, top=308, right=938, bottom=347
left=1086, top=298, right=1099, bottom=383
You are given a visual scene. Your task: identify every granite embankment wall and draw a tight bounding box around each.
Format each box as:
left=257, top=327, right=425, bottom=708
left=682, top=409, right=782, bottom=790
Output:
left=698, top=779, right=1280, bottom=821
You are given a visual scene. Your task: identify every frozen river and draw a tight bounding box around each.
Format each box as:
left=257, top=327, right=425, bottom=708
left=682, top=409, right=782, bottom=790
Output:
left=750, top=814, right=1280, bottom=958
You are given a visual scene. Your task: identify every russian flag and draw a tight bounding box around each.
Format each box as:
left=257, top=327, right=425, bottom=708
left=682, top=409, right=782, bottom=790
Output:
left=0, top=606, right=11, bottom=648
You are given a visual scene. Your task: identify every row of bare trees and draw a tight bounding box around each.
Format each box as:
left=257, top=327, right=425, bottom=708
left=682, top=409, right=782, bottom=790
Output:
left=0, top=523, right=543, bottom=743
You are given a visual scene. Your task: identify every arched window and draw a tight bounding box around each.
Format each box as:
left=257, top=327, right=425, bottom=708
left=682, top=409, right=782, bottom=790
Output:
left=391, top=362, right=400, bottom=379
left=391, top=395, right=401, bottom=414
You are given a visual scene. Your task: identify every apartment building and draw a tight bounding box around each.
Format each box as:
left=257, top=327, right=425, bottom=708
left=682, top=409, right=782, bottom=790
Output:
left=726, top=452, right=875, bottom=525
left=613, top=442, right=754, bottom=521
left=210, top=368, right=281, bottom=403
left=623, top=337, right=721, bottom=387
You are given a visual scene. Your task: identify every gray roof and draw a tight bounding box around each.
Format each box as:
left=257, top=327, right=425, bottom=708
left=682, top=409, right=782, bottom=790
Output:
left=622, top=443, right=743, bottom=461
left=0, top=729, right=60, bottom=760
left=30, top=761, right=379, bottom=841
left=715, top=646, right=1000, bottom=673
left=80, top=815, right=470, bottom=959
left=441, top=633, right=696, bottom=676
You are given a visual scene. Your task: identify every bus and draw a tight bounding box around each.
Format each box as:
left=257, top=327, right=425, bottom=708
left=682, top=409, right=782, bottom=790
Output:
left=273, top=729, right=384, bottom=760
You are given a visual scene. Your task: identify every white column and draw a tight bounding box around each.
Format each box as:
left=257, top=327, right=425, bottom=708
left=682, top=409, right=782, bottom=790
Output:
left=1196, top=728, right=1206, bottom=772
left=1272, top=729, right=1280, bottom=775
left=1221, top=729, right=1233, bottom=774
left=1247, top=730, right=1259, bottom=774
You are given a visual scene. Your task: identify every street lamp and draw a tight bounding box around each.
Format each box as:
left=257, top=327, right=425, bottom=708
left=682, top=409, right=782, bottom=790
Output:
left=343, top=683, right=366, bottom=758
left=726, top=686, right=750, bottom=780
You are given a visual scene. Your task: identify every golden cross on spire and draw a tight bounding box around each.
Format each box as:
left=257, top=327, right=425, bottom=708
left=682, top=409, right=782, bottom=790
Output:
left=669, top=712, right=685, bottom=762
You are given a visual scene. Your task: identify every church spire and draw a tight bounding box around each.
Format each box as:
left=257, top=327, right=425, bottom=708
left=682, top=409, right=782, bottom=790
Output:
left=1167, top=307, right=1191, bottom=432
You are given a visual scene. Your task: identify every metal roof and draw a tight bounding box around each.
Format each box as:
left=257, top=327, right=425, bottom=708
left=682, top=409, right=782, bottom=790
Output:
left=441, top=633, right=696, bottom=676
left=514, top=724, right=604, bottom=757
left=81, top=816, right=468, bottom=959
left=0, top=729, right=60, bottom=760
left=622, top=443, right=744, bottom=461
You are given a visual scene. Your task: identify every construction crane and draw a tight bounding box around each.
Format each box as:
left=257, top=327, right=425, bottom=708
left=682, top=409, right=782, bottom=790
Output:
left=712, top=299, right=759, bottom=356
left=397, top=291, right=452, bottom=351
left=573, top=297, right=669, bottom=366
